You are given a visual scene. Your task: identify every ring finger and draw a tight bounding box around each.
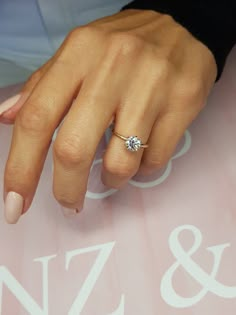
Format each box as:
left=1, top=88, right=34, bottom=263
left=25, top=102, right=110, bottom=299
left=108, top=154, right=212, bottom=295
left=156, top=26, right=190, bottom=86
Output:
left=101, top=65, right=168, bottom=188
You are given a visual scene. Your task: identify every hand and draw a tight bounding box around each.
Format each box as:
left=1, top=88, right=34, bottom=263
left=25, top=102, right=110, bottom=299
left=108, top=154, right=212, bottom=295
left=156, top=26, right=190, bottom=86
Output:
left=2, top=9, right=217, bottom=223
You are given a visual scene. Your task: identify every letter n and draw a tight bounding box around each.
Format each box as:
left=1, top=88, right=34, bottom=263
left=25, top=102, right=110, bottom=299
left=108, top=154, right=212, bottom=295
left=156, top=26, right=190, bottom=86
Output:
left=0, top=255, right=56, bottom=315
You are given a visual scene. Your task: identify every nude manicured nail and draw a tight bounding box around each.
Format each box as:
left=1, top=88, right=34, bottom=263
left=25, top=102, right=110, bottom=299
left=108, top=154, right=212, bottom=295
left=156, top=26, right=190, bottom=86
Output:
left=4, top=191, right=24, bottom=224
left=0, top=94, right=21, bottom=115
left=62, top=207, right=80, bottom=217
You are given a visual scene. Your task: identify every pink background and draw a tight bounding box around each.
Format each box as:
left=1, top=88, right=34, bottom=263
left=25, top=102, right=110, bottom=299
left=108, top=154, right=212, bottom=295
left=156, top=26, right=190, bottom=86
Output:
left=0, top=46, right=235, bottom=315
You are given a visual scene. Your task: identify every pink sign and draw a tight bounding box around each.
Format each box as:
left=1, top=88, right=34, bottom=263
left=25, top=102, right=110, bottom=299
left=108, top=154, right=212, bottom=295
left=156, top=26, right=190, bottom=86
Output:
left=0, top=46, right=235, bottom=315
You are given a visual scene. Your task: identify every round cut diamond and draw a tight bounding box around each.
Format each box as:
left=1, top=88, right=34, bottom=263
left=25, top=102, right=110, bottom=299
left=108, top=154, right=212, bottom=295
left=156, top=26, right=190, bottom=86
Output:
left=125, top=136, right=141, bottom=152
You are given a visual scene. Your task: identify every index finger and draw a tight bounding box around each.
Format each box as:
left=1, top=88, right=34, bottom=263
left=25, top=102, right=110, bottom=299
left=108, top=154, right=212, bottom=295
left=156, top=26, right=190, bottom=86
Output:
left=3, top=60, right=84, bottom=224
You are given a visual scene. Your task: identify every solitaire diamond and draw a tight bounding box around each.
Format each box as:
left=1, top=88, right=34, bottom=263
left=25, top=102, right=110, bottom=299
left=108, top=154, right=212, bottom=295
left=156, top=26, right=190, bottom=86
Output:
left=125, top=136, right=141, bottom=152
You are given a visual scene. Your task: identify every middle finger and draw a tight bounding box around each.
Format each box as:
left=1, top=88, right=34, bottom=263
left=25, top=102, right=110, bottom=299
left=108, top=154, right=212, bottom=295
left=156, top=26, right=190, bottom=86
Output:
left=52, top=59, right=126, bottom=211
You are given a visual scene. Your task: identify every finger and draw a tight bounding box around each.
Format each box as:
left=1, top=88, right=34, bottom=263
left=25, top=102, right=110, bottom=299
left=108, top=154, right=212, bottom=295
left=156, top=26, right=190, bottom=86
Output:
left=139, top=109, right=198, bottom=175
left=101, top=58, right=166, bottom=188
left=0, top=58, right=54, bottom=123
left=3, top=57, right=86, bottom=224
left=52, top=60, right=123, bottom=212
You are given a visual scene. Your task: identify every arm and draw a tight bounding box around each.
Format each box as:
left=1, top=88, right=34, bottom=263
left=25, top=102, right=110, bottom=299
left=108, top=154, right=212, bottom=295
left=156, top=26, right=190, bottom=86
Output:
left=121, top=0, right=236, bottom=81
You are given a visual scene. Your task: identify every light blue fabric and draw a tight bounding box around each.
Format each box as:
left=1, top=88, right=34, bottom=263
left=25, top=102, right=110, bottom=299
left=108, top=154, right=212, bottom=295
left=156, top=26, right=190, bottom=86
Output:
left=0, top=0, right=53, bottom=71
left=0, top=0, right=130, bottom=86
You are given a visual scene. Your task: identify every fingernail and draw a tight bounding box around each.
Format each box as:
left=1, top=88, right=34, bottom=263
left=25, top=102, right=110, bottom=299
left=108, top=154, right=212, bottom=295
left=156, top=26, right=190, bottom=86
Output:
left=62, top=207, right=80, bottom=217
left=4, top=191, right=24, bottom=224
left=0, top=94, right=21, bottom=115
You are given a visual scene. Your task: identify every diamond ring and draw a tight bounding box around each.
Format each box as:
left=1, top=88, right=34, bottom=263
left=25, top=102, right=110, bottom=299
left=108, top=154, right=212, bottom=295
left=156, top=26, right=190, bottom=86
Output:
left=112, top=130, right=149, bottom=152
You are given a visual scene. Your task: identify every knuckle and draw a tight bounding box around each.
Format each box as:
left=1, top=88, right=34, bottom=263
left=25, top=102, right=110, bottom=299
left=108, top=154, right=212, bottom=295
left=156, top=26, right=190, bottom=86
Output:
left=53, top=135, right=90, bottom=167
left=158, top=13, right=182, bottom=32
left=104, top=157, right=137, bottom=179
left=143, top=153, right=168, bottom=171
left=60, top=26, right=103, bottom=63
left=108, top=32, right=144, bottom=57
left=179, top=79, right=202, bottom=106
left=161, top=13, right=176, bottom=25
left=17, top=101, right=51, bottom=134
left=67, top=27, right=85, bottom=43
left=66, top=25, right=101, bottom=48
left=53, top=190, right=79, bottom=207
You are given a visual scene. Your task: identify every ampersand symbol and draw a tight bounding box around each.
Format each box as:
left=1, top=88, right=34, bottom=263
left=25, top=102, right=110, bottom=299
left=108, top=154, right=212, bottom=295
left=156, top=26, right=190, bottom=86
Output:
left=160, top=225, right=236, bottom=308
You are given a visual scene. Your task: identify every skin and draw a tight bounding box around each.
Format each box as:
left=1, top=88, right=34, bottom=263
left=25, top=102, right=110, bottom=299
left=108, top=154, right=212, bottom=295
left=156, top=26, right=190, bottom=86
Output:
left=2, top=9, right=217, bottom=215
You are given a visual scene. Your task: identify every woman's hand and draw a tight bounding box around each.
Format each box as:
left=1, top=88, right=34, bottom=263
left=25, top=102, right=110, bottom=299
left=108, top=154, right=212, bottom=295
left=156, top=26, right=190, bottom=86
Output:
left=2, top=9, right=217, bottom=223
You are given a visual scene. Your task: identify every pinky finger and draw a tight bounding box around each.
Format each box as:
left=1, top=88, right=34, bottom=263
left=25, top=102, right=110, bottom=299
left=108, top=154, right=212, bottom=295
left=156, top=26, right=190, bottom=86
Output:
left=139, top=111, right=195, bottom=175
